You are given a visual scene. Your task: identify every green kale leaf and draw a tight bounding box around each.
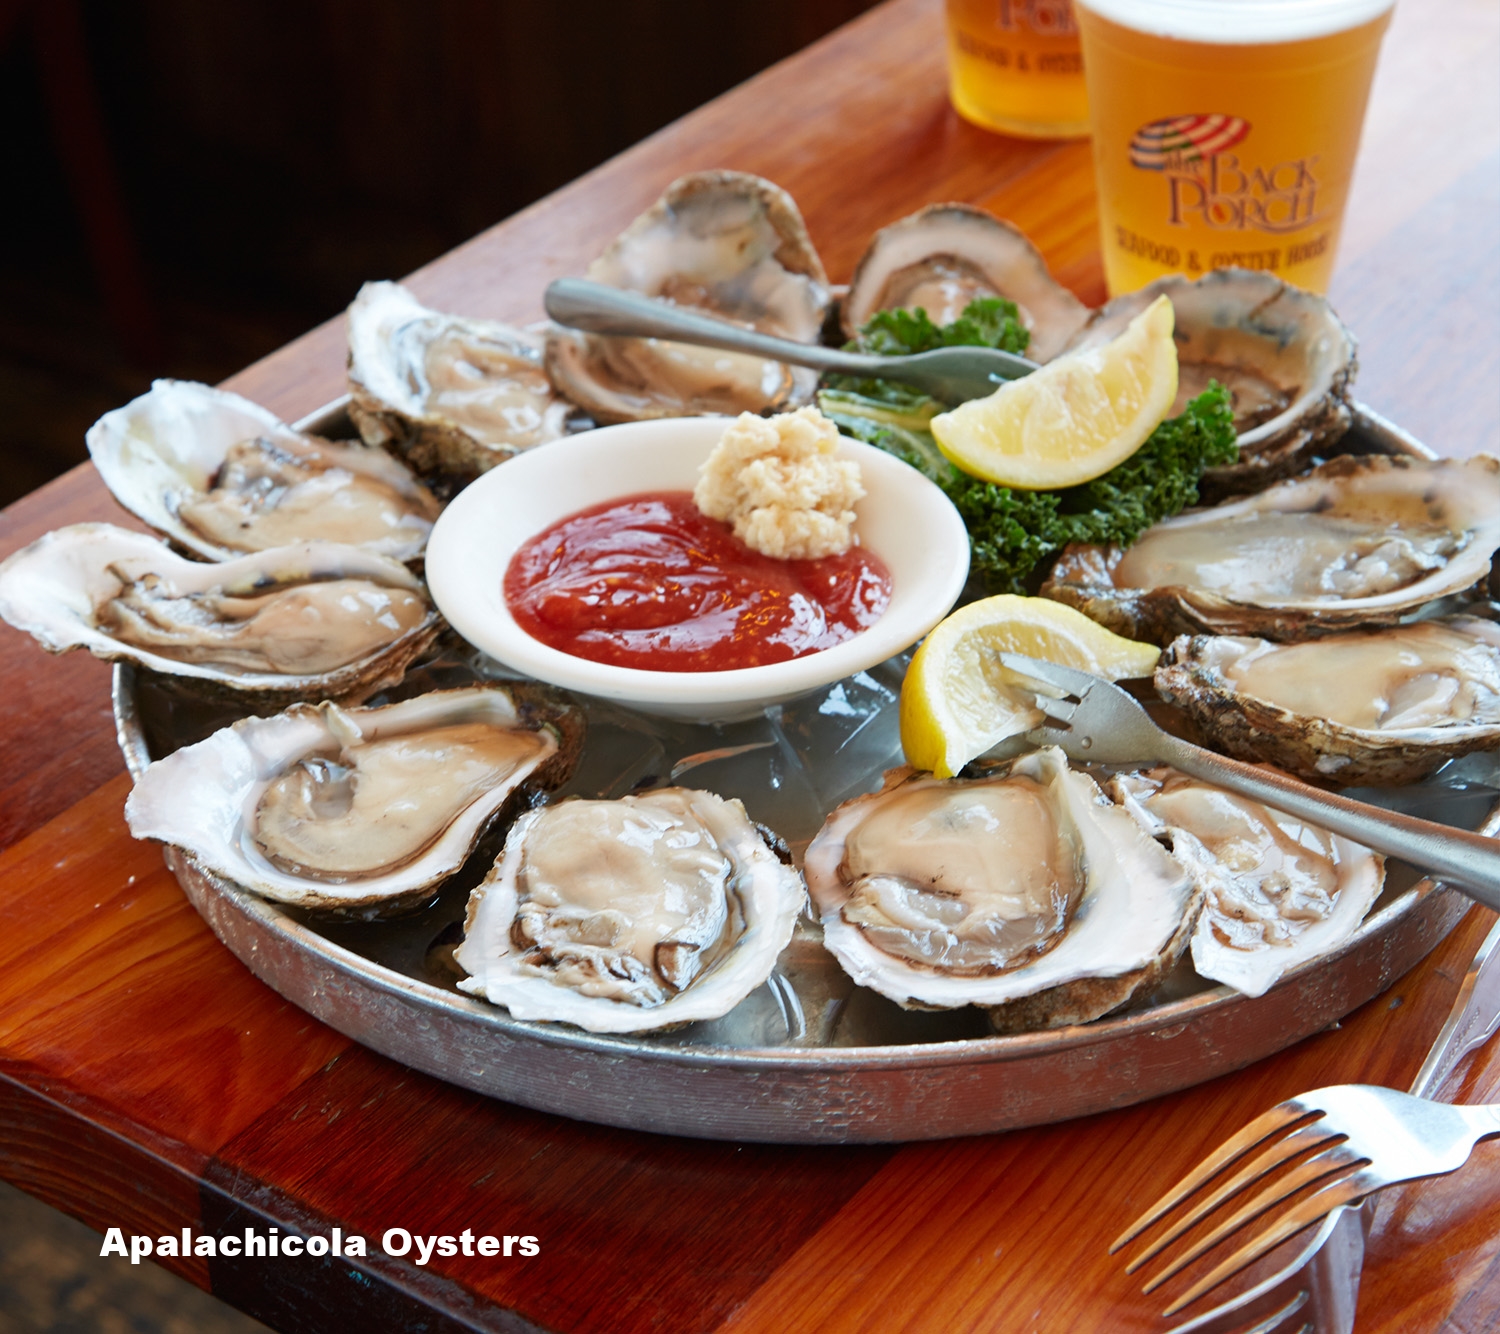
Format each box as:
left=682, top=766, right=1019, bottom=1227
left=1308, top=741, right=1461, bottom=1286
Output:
left=847, top=296, right=1032, bottom=358
left=941, top=383, right=1238, bottom=592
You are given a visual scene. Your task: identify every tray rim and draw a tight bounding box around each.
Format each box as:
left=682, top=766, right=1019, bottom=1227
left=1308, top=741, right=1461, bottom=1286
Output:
left=112, top=397, right=1495, bottom=1140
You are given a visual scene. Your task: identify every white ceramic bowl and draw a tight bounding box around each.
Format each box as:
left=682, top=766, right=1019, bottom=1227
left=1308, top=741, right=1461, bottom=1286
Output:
left=424, top=417, right=970, bottom=721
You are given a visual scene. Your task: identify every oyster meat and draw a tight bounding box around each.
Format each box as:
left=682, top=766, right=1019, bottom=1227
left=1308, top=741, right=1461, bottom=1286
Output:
left=0, top=523, right=441, bottom=704
left=1111, top=768, right=1385, bottom=998
left=1156, top=618, right=1500, bottom=786
left=87, top=380, right=442, bottom=562
left=802, top=748, right=1200, bottom=1030
left=544, top=171, right=832, bottom=422
left=347, top=281, right=579, bottom=492
left=840, top=204, right=1089, bottom=361
left=454, top=788, right=805, bottom=1033
left=1061, top=270, right=1356, bottom=492
left=1043, top=454, right=1500, bottom=644
left=125, top=685, right=582, bottom=912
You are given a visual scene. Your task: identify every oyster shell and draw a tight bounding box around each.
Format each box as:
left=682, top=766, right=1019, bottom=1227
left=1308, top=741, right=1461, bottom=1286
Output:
left=543, top=171, right=831, bottom=422
left=801, top=749, right=1200, bottom=1030
left=1111, top=768, right=1384, bottom=998
left=1062, top=270, right=1356, bottom=493
left=87, top=380, right=443, bottom=563
left=840, top=204, right=1089, bottom=361
left=347, top=281, right=579, bottom=493
left=1042, top=454, right=1500, bottom=645
left=454, top=788, right=805, bottom=1033
left=1155, top=618, right=1500, bottom=786
left=0, top=522, right=441, bottom=705
left=124, top=684, right=582, bottom=913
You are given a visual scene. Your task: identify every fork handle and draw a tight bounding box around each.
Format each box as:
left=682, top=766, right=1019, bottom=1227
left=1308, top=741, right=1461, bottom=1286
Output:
left=1411, top=917, right=1500, bottom=1098
left=544, top=278, right=873, bottom=375
left=1158, top=736, right=1500, bottom=912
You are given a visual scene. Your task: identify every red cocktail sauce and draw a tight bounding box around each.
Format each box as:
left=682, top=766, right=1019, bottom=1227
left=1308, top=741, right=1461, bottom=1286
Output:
left=504, top=491, right=892, bottom=672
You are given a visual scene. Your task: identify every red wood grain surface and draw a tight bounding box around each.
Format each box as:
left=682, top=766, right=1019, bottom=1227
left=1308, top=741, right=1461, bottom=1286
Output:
left=0, top=0, right=1497, bottom=1329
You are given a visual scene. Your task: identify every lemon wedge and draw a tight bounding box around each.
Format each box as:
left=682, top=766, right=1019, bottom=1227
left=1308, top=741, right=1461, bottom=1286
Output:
left=931, top=294, right=1179, bottom=490
left=899, top=595, right=1161, bottom=778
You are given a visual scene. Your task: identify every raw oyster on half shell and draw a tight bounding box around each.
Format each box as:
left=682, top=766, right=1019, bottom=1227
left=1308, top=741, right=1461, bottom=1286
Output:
left=87, top=380, right=442, bottom=563
left=0, top=522, right=441, bottom=705
left=544, top=171, right=832, bottom=422
left=125, top=684, right=582, bottom=913
left=1155, top=618, right=1500, bottom=786
left=455, top=787, right=805, bottom=1033
left=1043, top=454, right=1500, bottom=645
left=347, top=281, right=579, bottom=492
left=1111, top=768, right=1385, bottom=998
left=840, top=204, right=1089, bottom=361
left=801, top=749, right=1201, bottom=1031
left=1062, top=270, right=1356, bottom=492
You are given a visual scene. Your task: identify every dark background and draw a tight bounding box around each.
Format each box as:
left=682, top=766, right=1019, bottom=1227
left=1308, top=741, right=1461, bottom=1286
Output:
left=0, top=0, right=882, bottom=509
left=0, top=2, right=879, bottom=1326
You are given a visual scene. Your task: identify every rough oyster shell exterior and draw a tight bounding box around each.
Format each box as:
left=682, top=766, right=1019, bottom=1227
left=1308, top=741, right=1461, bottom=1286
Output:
left=840, top=203, right=1089, bottom=361
left=1110, top=768, right=1385, bottom=998
left=543, top=170, right=831, bottom=423
left=802, top=751, right=1201, bottom=1029
left=347, top=281, right=578, bottom=494
left=124, top=684, right=583, bottom=914
left=1062, top=270, right=1357, bottom=496
left=1155, top=620, right=1500, bottom=786
left=87, top=380, right=442, bottom=563
left=1042, top=454, right=1500, bottom=645
left=0, top=523, right=442, bottom=707
left=454, top=788, right=805, bottom=1033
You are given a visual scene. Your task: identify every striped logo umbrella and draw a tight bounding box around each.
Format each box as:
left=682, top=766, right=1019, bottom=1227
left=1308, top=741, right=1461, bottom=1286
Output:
left=1130, top=114, right=1250, bottom=171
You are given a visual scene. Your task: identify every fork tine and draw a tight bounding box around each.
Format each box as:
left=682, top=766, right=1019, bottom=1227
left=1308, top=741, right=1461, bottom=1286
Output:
left=1160, top=1207, right=1350, bottom=1334
left=1033, top=696, right=1077, bottom=724
left=1111, top=1101, right=1310, bottom=1252
left=997, top=653, right=1101, bottom=696
left=1140, top=1146, right=1366, bottom=1293
left=1161, top=1172, right=1378, bottom=1317
left=1122, top=1121, right=1342, bottom=1273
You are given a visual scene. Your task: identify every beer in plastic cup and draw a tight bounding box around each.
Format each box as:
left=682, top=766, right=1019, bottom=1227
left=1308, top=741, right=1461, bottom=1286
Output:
left=1075, top=0, right=1394, bottom=295
left=945, top=0, right=1090, bottom=139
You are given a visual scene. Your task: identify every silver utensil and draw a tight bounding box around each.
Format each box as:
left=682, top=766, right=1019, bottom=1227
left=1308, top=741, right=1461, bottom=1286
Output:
left=1132, top=916, right=1500, bottom=1334
left=999, top=654, right=1500, bottom=912
left=1125, top=1081, right=1500, bottom=1314
left=543, top=277, right=1039, bottom=403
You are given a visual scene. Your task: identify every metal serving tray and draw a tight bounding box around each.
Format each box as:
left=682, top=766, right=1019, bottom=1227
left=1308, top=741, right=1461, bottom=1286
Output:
left=112, top=402, right=1498, bottom=1143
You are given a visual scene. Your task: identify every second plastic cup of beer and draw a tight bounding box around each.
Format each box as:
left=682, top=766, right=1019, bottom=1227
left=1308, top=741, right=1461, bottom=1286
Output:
left=1075, top=0, right=1395, bottom=295
left=945, top=0, right=1090, bottom=139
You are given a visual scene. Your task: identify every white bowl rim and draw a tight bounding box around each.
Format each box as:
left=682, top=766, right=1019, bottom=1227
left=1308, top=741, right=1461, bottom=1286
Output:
left=423, top=416, right=970, bottom=710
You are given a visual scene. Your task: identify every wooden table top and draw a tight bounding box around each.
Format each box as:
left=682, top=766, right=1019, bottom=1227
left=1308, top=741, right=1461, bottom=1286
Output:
left=2, top=0, right=1497, bottom=1329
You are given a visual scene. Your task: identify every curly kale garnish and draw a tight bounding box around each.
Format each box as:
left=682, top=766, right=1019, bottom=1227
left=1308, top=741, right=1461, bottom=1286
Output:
left=941, top=384, right=1238, bottom=592
left=847, top=296, right=1032, bottom=358
left=816, top=298, right=1239, bottom=594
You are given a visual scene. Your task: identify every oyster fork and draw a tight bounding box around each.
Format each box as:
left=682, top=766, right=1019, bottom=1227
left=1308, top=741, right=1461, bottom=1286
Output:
left=1120, top=914, right=1500, bottom=1333
left=997, top=654, right=1500, bottom=912
left=543, top=277, right=1039, bottom=403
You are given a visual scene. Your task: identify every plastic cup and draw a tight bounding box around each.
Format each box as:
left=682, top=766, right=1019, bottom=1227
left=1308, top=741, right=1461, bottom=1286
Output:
left=945, top=0, right=1090, bottom=139
left=1075, top=0, right=1395, bottom=294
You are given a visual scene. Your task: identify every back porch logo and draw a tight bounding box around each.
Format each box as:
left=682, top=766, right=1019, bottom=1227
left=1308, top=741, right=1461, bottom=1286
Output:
left=1130, top=114, right=1322, bottom=234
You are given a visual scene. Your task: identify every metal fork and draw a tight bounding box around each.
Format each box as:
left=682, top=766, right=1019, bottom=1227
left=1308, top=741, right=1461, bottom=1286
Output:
left=543, top=277, right=1039, bottom=403
left=997, top=654, right=1500, bottom=912
left=1127, top=915, right=1500, bottom=1333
